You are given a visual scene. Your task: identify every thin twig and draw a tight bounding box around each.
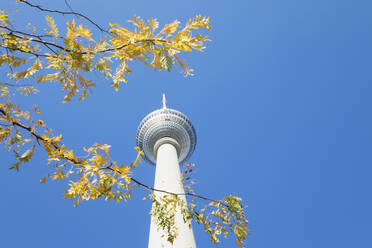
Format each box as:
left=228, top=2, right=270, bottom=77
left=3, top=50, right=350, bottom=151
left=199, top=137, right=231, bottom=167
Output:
left=64, top=0, right=74, bottom=13
left=0, top=25, right=52, bottom=39
left=5, top=48, right=14, bottom=73
left=1, top=28, right=59, bottom=55
left=2, top=82, right=33, bottom=87
left=103, top=165, right=228, bottom=207
left=9, top=32, right=64, bottom=51
left=19, top=0, right=110, bottom=34
left=132, top=177, right=227, bottom=206
left=0, top=44, right=49, bottom=57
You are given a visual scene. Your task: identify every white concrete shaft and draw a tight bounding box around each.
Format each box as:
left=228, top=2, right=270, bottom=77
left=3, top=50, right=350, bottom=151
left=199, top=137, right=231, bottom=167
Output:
left=148, top=142, right=196, bottom=248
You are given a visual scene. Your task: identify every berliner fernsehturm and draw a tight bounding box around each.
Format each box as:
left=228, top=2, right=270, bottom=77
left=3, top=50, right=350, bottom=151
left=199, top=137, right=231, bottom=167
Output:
left=136, top=94, right=197, bottom=248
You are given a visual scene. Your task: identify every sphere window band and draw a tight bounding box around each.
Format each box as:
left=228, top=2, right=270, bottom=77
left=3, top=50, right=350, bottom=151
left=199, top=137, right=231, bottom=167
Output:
left=136, top=107, right=196, bottom=165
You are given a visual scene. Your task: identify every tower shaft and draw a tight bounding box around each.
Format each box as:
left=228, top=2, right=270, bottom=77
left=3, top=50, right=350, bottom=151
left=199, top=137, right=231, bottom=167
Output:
left=137, top=95, right=197, bottom=247
left=148, top=139, right=196, bottom=248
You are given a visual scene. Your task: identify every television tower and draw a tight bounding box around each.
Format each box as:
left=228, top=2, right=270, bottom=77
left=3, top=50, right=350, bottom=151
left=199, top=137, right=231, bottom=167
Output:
left=136, top=94, right=197, bottom=248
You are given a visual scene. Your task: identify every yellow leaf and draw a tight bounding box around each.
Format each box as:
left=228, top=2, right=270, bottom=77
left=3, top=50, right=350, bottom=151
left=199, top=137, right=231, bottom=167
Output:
left=19, top=145, right=35, bottom=162
left=45, top=16, right=59, bottom=39
left=32, top=105, right=41, bottom=114
left=77, top=24, right=93, bottom=41
left=0, top=10, right=9, bottom=24
left=36, top=72, right=60, bottom=83
left=159, top=20, right=180, bottom=38
left=40, top=176, right=46, bottom=184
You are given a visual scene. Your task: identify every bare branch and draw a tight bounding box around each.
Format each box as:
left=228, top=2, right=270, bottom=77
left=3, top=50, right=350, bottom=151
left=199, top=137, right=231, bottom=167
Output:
left=2, top=82, right=33, bottom=87
left=64, top=0, right=74, bottom=13
left=18, top=0, right=111, bottom=34
left=0, top=25, right=53, bottom=39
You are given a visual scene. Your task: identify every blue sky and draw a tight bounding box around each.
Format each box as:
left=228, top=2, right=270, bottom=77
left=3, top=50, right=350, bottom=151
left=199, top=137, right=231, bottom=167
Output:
left=1, top=0, right=372, bottom=247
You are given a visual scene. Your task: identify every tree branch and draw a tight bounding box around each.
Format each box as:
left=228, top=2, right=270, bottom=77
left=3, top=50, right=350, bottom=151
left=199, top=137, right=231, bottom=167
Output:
left=0, top=25, right=53, bottom=39
left=0, top=107, right=227, bottom=207
left=102, top=165, right=229, bottom=207
left=0, top=44, right=49, bottom=57
left=0, top=25, right=58, bottom=55
left=2, top=82, right=33, bottom=87
left=1, top=24, right=171, bottom=57
left=19, top=0, right=110, bottom=34
left=0, top=107, right=80, bottom=164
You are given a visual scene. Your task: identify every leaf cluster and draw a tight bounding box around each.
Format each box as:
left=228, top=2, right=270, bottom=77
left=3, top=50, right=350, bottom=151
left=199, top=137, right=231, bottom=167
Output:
left=1, top=8, right=210, bottom=102
left=0, top=2, right=249, bottom=247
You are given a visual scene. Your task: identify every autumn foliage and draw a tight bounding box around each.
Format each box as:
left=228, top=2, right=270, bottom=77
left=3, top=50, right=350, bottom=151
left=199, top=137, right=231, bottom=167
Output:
left=0, top=1, right=248, bottom=247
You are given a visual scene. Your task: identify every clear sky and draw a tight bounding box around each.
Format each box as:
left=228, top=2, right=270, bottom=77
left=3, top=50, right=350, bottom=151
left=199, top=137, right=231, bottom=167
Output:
left=1, top=0, right=371, bottom=247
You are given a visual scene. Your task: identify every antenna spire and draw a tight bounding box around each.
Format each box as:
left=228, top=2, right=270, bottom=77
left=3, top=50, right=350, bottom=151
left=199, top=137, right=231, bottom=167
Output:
left=162, top=93, right=167, bottom=109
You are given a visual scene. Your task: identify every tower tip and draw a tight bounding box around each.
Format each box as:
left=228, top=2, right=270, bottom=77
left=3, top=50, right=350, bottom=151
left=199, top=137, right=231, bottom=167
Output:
left=162, top=93, right=167, bottom=109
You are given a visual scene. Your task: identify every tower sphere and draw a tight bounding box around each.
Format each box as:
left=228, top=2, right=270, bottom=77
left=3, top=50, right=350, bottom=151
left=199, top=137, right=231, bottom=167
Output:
left=136, top=95, right=196, bottom=165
